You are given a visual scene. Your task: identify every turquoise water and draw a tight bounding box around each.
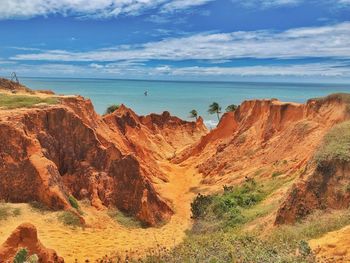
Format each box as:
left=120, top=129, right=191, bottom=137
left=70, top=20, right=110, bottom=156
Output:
left=21, top=78, right=350, bottom=127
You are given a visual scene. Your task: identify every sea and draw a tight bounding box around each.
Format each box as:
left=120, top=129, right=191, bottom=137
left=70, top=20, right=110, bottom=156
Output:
left=21, top=77, right=350, bottom=128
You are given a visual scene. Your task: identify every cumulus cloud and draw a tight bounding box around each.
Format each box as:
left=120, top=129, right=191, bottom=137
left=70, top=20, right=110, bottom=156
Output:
left=11, top=22, right=350, bottom=61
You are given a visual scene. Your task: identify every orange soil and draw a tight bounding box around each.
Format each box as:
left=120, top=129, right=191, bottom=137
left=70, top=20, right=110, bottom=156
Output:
left=0, top=161, right=202, bottom=262
left=310, top=226, right=350, bottom=263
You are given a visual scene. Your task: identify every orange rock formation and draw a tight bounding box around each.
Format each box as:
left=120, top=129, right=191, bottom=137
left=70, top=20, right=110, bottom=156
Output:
left=1, top=79, right=350, bottom=262
left=0, top=95, right=206, bottom=227
left=0, top=223, right=63, bottom=262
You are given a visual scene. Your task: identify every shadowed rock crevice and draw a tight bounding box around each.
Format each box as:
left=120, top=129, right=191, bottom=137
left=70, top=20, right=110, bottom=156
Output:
left=0, top=93, right=206, bottom=226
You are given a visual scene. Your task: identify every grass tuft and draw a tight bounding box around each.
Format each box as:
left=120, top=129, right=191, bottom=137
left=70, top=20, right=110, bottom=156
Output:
left=58, top=211, right=82, bottom=228
left=29, top=201, right=50, bottom=213
left=107, top=209, right=143, bottom=228
left=0, top=203, right=21, bottom=220
left=0, top=93, right=58, bottom=109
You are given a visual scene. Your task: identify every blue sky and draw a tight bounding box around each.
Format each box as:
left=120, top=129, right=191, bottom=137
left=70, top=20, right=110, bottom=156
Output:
left=0, top=0, right=350, bottom=82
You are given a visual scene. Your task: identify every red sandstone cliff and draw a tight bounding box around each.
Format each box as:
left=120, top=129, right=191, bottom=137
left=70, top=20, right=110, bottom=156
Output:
left=2, top=78, right=350, bottom=241
left=275, top=161, right=350, bottom=225
left=176, top=95, right=349, bottom=186
left=0, top=94, right=206, bottom=226
left=0, top=223, right=63, bottom=263
left=175, top=94, right=350, bottom=224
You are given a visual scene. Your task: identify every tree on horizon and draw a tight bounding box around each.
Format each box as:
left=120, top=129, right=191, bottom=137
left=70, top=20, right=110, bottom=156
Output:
left=189, top=109, right=198, bottom=120
left=208, top=102, right=221, bottom=121
left=225, top=104, right=238, bottom=112
left=105, top=104, right=120, bottom=115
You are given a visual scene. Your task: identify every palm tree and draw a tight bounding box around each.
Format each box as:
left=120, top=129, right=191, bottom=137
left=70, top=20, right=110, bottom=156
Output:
left=189, top=109, right=198, bottom=120
left=105, top=104, right=120, bottom=115
left=208, top=102, right=221, bottom=121
left=225, top=104, right=238, bottom=112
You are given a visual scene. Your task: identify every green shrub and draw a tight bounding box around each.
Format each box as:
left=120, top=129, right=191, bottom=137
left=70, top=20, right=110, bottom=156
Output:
left=13, top=248, right=38, bottom=263
left=68, top=195, right=79, bottom=210
left=190, top=181, right=264, bottom=232
left=105, top=104, right=120, bottom=114
left=58, top=211, right=82, bottom=227
left=191, top=194, right=214, bottom=219
left=14, top=248, right=28, bottom=263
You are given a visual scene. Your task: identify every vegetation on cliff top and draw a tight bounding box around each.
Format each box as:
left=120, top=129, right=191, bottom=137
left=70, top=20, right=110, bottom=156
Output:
left=105, top=104, right=120, bottom=114
left=311, top=93, right=350, bottom=115
left=0, top=93, right=58, bottom=109
left=189, top=109, right=198, bottom=120
left=315, top=121, right=350, bottom=164
left=208, top=102, right=222, bottom=121
left=225, top=104, right=238, bottom=112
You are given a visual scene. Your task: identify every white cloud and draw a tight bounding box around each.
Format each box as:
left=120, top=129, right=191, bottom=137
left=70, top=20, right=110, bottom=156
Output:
left=3, top=61, right=350, bottom=78
left=232, top=0, right=301, bottom=8
left=232, top=0, right=350, bottom=8
left=161, top=0, right=213, bottom=12
left=162, top=63, right=350, bottom=77
left=11, top=22, right=350, bottom=61
left=0, top=0, right=214, bottom=19
left=0, top=0, right=166, bottom=19
left=0, top=0, right=348, bottom=20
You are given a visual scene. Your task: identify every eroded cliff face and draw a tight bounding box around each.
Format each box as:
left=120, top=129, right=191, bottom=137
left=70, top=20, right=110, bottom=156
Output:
left=176, top=96, right=348, bottom=188
left=104, top=105, right=207, bottom=162
left=0, top=223, right=64, bottom=263
left=176, top=94, right=350, bottom=227
left=276, top=117, right=350, bottom=224
left=275, top=161, right=350, bottom=225
left=0, top=96, right=206, bottom=226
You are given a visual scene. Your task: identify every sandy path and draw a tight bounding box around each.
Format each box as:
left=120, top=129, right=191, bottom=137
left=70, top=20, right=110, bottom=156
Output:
left=0, top=161, right=202, bottom=262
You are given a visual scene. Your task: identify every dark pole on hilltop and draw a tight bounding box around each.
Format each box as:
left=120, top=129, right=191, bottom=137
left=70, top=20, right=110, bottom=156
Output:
left=11, top=72, right=19, bottom=83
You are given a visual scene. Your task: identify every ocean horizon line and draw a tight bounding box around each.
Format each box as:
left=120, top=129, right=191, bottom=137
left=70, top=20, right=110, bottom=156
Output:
left=16, top=76, right=350, bottom=86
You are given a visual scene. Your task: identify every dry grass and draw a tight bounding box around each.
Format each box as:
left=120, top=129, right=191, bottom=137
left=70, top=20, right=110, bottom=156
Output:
left=314, top=121, right=350, bottom=164
left=0, top=203, right=21, bottom=220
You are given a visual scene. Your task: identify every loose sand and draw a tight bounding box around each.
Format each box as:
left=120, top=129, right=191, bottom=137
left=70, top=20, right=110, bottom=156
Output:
left=0, top=161, right=202, bottom=262
left=310, top=225, right=350, bottom=263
